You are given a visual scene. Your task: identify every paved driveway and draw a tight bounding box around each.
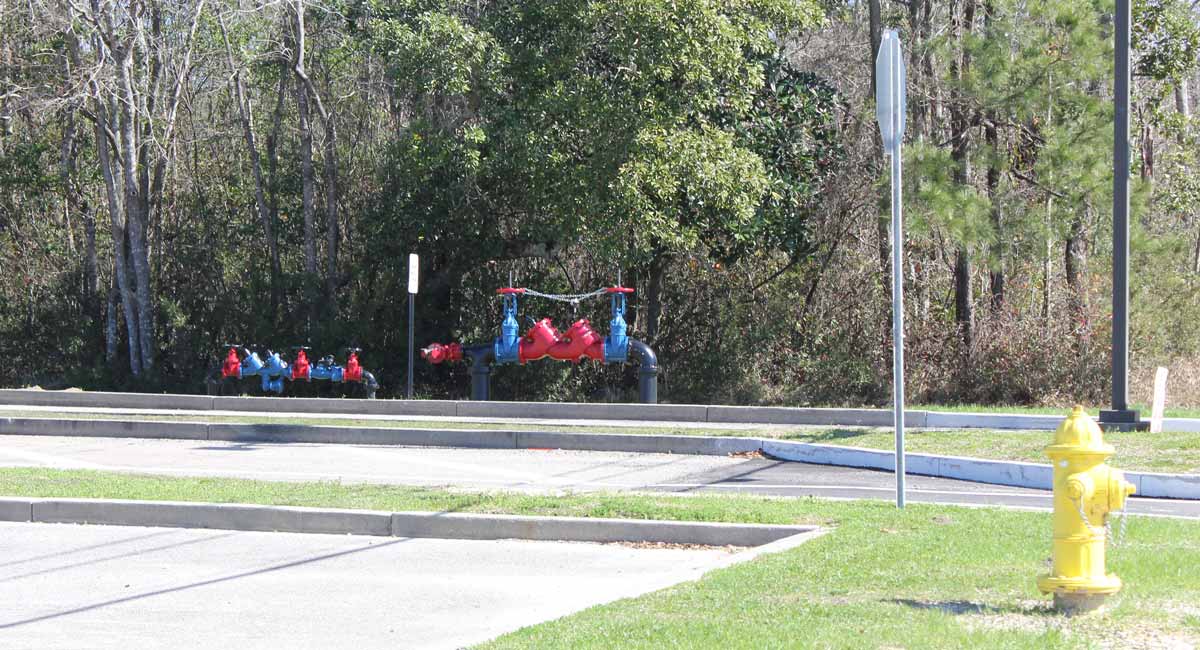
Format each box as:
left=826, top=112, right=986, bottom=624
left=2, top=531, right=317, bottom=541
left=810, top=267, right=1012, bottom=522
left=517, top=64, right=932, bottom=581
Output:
left=0, top=521, right=731, bottom=650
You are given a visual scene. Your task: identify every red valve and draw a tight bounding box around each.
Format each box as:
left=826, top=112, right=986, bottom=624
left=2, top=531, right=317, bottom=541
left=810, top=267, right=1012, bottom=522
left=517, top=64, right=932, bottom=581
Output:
left=221, top=348, right=241, bottom=378
left=515, top=318, right=605, bottom=364
left=345, top=351, right=364, bottom=382
left=421, top=342, right=463, bottom=364
left=292, top=349, right=311, bottom=380
left=548, top=319, right=604, bottom=362
left=519, top=319, right=560, bottom=363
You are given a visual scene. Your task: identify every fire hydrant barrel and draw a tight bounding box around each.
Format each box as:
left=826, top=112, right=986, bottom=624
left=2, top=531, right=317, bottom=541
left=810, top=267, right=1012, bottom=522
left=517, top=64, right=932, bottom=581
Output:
left=1037, top=406, right=1136, bottom=614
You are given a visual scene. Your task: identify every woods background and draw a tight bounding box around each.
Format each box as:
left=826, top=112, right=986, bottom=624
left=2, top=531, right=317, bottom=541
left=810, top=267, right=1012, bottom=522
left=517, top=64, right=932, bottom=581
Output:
left=2, top=0, right=1199, bottom=406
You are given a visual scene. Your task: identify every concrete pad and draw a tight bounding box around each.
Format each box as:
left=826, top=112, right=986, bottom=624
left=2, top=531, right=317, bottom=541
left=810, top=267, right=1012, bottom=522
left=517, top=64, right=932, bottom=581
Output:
left=515, top=430, right=760, bottom=455
left=1135, top=472, right=1200, bottom=499
left=1161, top=418, right=1200, bottom=433
left=0, top=389, right=212, bottom=411
left=455, top=400, right=708, bottom=422
left=706, top=406, right=928, bottom=427
left=205, top=423, right=518, bottom=448
left=390, top=511, right=815, bottom=546
left=29, top=500, right=389, bottom=536
left=762, top=440, right=1056, bottom=491
left=0, top=497, right=32, bottom=522
left=0, top=417, right=208, bottom=440
left=0, top=435, right=739, bottom=493
left=295, top=508, right=393, bottom=536
left=212, top=396, right=459, bottom=417
left=0, top=521, right=735, bottom=650
left=33, top=500, right=304, bottom=533
left=924, top=411, right=1064, bottom=430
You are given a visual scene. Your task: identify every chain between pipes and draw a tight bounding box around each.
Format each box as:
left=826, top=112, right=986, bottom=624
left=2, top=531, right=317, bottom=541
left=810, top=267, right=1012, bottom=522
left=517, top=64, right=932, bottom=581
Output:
left=519, top=288, right=610, bottom=305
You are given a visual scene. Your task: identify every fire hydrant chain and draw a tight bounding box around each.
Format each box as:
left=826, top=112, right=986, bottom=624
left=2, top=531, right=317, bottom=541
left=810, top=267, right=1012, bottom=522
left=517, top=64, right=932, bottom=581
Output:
left=1071, top=496, right=1106, bottom=538
left=1107, top=508, right=1130, bottom=548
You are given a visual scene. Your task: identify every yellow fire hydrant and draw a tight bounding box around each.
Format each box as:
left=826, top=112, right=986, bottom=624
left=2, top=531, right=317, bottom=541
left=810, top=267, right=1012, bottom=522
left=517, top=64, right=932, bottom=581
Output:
left=1037, top=406, right=1136, bottom=613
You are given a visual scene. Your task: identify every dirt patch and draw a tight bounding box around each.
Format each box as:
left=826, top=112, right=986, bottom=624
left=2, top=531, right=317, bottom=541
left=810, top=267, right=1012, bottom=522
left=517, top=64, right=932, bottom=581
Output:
left=729, top=450, right=765, bottom=459
left=613, top=541, right=743, bottom=553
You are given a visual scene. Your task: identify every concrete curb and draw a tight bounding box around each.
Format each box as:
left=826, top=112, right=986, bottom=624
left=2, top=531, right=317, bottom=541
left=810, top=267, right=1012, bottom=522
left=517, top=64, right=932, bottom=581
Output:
left=0, top=497, right=816, bottom=546
left=1, top=416, right=1197, bottom=500
left=5, top=389, right=1200, bottom=432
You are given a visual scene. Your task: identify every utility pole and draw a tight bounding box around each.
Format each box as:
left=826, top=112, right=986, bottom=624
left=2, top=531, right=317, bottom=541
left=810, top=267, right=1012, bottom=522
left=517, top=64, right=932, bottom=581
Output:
left=1100, top=0, right=1143, bottom=431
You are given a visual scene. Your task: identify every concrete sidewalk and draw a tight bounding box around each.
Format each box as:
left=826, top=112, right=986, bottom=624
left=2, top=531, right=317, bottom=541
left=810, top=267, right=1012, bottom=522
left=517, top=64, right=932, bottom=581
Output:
left=2, top=415, right=1197, bottom=499
left=0, top=521, right=739, bottom=649
left=15, top=388, right=1198, bottom=431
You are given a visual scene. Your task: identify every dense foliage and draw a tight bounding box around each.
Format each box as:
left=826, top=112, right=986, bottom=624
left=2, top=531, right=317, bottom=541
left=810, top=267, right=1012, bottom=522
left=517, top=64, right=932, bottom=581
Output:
left=1, top=0, right=1199, bottom=407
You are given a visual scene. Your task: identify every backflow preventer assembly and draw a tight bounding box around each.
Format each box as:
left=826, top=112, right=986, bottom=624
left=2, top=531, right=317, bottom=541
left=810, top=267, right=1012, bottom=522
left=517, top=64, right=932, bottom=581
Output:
left=421, top=286, right=658, bottom=403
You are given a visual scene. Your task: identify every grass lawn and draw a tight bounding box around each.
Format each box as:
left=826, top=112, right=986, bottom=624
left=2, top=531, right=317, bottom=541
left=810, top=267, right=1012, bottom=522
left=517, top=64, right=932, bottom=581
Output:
left=1, top=467, right=1197, bottom=649
left=773, top=427, right=1200, bottom=475
left=914, top=403, right=1200, bottom=419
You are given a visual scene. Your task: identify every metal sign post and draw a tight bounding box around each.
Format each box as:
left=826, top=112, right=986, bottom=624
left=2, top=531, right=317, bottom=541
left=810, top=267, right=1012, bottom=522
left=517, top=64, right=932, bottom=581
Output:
left=407, top=253, right=419, bottom=399
left=876, top=30, right=907, bottom=508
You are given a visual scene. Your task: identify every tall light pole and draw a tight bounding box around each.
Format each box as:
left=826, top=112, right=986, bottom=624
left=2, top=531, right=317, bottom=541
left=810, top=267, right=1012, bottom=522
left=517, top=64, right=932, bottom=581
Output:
left=1100, top=0, right=1142, bottom=431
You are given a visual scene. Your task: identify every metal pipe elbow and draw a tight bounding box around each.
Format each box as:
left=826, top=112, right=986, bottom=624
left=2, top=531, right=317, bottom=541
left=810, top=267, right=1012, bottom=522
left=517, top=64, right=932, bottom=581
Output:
left=628, top=339, right=657, bottom=373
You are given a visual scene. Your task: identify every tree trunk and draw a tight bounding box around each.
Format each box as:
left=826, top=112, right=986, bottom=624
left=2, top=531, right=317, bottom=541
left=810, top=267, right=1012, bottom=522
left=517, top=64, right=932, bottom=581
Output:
left=116, top=38, right=155, bottom=373
left=294, top=3, right=319, bottom=293
left=1140, top=122, right=1154, bottom=180
left=950, top=0, right=976, bottom=347
left=1064, top=215, right=1089, bottom=329
left=267, top=65, right=287, bottom=228
left=868, top=0, right=882, bottom=99
left=222, top=15, right=282, bottom=317
left=985, top=116, right=1003, bottom=310
left=322, top=114, right=339, bottom=312
left=94, top=100, right=141, bottom=377
left=1177, top=80, right=1191, bottom=118
left=645, top=251, right=666, bottom=344
left=294, top=10, right=342, bottom=317
left=105, top=278, right=118, bottom=364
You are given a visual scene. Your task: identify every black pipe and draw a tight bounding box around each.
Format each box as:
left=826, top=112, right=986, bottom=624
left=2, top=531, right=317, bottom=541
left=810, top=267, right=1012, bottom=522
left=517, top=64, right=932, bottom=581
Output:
left=464, top=345, right=494, bottom=401
left=628, top=339, right=658, bottom=404
left=360, top=370, right=379, bottom=400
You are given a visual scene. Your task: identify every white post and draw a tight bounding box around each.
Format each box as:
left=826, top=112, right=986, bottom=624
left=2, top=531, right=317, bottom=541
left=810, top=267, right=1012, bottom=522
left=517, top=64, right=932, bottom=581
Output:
left=407, top=253, right=419, bottom=400
left=1150, top=367, right=1168, bottom=433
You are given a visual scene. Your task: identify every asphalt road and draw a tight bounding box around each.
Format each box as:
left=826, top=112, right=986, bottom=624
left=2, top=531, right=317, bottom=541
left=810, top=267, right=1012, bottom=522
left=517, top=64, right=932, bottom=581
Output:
left=1, top=435, right=1197, bottom=517
left=0, top=521, right=731, bottom=650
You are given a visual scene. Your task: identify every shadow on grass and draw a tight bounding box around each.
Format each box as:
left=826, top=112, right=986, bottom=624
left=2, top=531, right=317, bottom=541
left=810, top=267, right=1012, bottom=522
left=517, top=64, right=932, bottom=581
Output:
left=889, top=598, right=1058, bottom=617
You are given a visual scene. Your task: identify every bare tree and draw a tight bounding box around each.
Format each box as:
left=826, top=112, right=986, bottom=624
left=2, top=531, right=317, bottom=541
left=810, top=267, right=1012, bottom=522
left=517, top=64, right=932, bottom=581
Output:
left=292, top=0, right=341, bottom=317
left=68, top=0, right=206, bottom=375
left=220, top=11, right=283, bottom=317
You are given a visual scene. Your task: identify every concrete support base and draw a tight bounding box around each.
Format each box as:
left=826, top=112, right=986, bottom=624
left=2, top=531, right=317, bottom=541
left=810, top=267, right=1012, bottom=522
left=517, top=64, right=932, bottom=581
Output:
left=1099, top=409, right=1148, bottom=432
left=1052, top=592, right=1111, bottom=616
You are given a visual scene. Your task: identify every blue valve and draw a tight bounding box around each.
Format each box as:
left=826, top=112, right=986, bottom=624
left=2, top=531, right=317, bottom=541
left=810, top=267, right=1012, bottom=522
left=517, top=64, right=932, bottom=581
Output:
left=604, top=291, right=629, bottom=363
left=494, top=292, right=522, bottom=364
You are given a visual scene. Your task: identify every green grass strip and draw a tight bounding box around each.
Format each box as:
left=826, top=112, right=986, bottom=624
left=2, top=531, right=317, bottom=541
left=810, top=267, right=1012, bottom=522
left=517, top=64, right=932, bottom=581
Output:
left=1, top=468, right=1196, bottom=649
left=773, top=428, right=1200, bottom=475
